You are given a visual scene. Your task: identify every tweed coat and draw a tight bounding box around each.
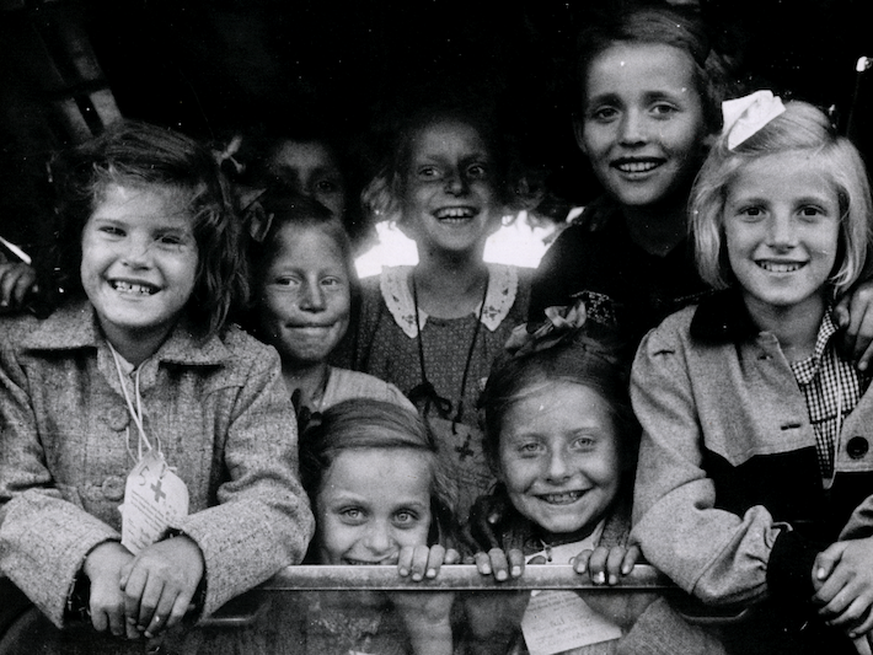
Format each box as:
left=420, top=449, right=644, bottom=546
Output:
left=0, top=300, right=314, bottom=628
left=630, top=292, right=873, bottom=653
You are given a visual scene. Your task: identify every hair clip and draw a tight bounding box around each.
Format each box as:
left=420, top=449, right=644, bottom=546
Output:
left=722, top=90, right=786, bottom=150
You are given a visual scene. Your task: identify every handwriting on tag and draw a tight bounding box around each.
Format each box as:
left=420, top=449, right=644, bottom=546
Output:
left=121, top=450, right=189, bottom=554
left=521, top=590, right=622, bottom=655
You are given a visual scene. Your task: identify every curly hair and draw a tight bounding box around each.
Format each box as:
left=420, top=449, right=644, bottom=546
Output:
left=691, top=100, right=873, bottom=296
left=47, top=120, right=248, bottom=336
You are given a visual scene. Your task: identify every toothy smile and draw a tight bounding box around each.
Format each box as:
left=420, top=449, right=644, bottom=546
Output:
left=613, top=159, right=662, bottom=174
left=756, top=260, right=806, bottom=273
left=434, top=206, right=477, bottom=220
left=111, top=280, right=158, bottom=295
left=536, top=491, right=586, bottom=505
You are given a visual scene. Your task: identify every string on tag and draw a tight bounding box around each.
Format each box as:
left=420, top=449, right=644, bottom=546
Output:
left=108, top=343, right=159, bottom=461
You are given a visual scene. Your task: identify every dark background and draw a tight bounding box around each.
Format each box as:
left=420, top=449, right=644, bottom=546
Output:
left=1, top=0, right=872, bottom=254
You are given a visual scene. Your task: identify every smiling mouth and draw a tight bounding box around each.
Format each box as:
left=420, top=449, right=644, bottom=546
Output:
left=756, top=260, right=806, bottom=273
left=434, top=206, right=477, bottom=221
left=536, top=491, right=587, bottom=505
left=612, top=159, right=662, bottom=174
left=111, top=280, right=158, bottom=295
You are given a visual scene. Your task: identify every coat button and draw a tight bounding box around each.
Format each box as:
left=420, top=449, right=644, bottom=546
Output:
left=847, top=436, right=869, bottom=459
left=106, top=408, right=130, bottom=431
left=101, top=475, right=126, bottom=501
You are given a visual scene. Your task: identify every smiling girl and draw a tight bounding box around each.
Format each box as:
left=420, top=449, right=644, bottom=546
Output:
left=299, top=398, right=458, bottom=655
left=631, top=95, right=873, bottom=654
left=349, top=101, right=532, bottom=518
left=0, top=121, right=313, bottom=652
left=528, top=5, right=730, bottom=351
left=246, top=190, right=413, bottom=427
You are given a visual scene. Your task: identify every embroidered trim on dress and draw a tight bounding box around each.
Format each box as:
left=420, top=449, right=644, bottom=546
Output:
left=380, top=264, right=518, bottom=338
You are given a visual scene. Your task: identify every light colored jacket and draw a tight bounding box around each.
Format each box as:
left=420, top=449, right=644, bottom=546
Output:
left=0, top=301, right=314, bottom=626
left=631, top=293, right=873, bottom=609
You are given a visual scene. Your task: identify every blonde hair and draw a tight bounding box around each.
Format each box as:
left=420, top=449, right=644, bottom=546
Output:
left=691, top=100, right=873, bottom=296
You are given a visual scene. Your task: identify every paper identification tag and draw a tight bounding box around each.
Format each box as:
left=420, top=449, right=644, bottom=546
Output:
left=521, top=590, right=622, bottom=655
left=121, top=450, right=189, bottom=555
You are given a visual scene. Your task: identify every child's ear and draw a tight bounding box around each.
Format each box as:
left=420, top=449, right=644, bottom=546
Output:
left=572, top=117, right=588, bottom=155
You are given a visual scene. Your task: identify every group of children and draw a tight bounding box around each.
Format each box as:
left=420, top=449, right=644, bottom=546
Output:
left=4, top=3, right=873, bottom=655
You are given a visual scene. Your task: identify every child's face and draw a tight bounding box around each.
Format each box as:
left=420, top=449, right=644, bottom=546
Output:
left=257, top=223, right=350, bottom=367
left=267, top=140, right=346, bottom=218
left=315, top=448, right=433, bottom=565
left=577, top=42, right=708, bottom=210
left=81, top=183, right=198, bottom=355
left=399, top=119, right=500, bottom=257
left=725, top=152, right=841, bottom=317
left=497, top=381, right=623, bottom=538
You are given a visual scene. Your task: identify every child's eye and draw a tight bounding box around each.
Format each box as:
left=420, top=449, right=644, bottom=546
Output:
left=321, top=276, right=345, bottom=288
left=571, top=436, right=597, bottom=451
left=314, top=179, right=340, bottom=194
left=273, top=275, right=302, bottom=288
left=416, top=166, right=442, bottom=180
left=588, top=105, right=619, bottom=123
left=737, top=206, right=765, bottom=220
left=393, top=510, right=419, bottom=526
left=650, top=102, right=680, bottom=118
left=798, top=205, right=826, bottom=220
left=98, top=225, right=125, bottom=237
left=516, top=442, right=544, bottom=456
left=157, top=234, right=184, bottom=246
left=466, top=164, right=488, bottom=180
left=340, top=507, right=365, bottom=523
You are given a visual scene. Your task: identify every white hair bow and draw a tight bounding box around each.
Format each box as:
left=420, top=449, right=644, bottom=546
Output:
left=722, top=90, right=786, bottom=150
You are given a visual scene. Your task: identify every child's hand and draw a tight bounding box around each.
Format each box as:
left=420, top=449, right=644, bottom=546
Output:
left=120, top=535, right=205, bottom=638
left=0, top=262, right=36, bottom=310
left=572, top=544, right=640, bottom=586
left=472, top=547, right=527, bottom=582
left=813, top=538, right=873, bottom=638
left=835, top=282, right=873, bottom=371
left=82, top=541, right=137, bottom=638
left=397, top=544, right=460, bottom=581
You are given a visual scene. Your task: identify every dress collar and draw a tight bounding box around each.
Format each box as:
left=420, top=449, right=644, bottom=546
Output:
left=379, top=264, right=519, bottom=338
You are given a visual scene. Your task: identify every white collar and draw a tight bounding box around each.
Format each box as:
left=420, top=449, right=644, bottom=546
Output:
left=379, top=264, right=519, bottom=338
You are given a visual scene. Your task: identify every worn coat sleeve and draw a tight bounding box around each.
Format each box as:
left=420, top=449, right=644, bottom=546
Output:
left=177, top=344, right=314, bottom=618
left=630, top=322, right=786, bottom=607
left=0, top=335, right=120, bottom=626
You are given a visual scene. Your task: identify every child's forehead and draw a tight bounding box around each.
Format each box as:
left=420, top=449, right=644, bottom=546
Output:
left=322, top=448, right=434, bottom=495
left=94, top=180, right=194, bottom=219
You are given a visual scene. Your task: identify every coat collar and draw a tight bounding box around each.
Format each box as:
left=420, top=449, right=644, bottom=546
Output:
left=689, top=289, right=760, bottom=344
left=21, top=299, right=231, bottom=367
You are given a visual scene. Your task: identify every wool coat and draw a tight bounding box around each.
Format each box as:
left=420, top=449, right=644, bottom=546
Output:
left=0, top=300, right=314, bottom=628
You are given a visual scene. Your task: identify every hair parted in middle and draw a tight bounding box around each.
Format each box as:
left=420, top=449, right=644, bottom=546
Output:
left=299, top=398, right=456, bottom=546
left=691, top=99, right=873, bottom=296
left=478, top=316, right=638, bottom=472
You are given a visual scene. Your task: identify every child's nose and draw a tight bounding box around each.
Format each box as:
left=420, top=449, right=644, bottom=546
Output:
left=299, top=280, right=326, bottom=311
left=444, top=169, right=469, bottom=196
left=121, top=235, right=152, bottom=268
left=766, top=213, right=797, bottom=247
left=363, top=521, right=394, bottom=557
left=545, top=449, right=572, bottom=482
left=618, top=109, right=647, bottom=145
